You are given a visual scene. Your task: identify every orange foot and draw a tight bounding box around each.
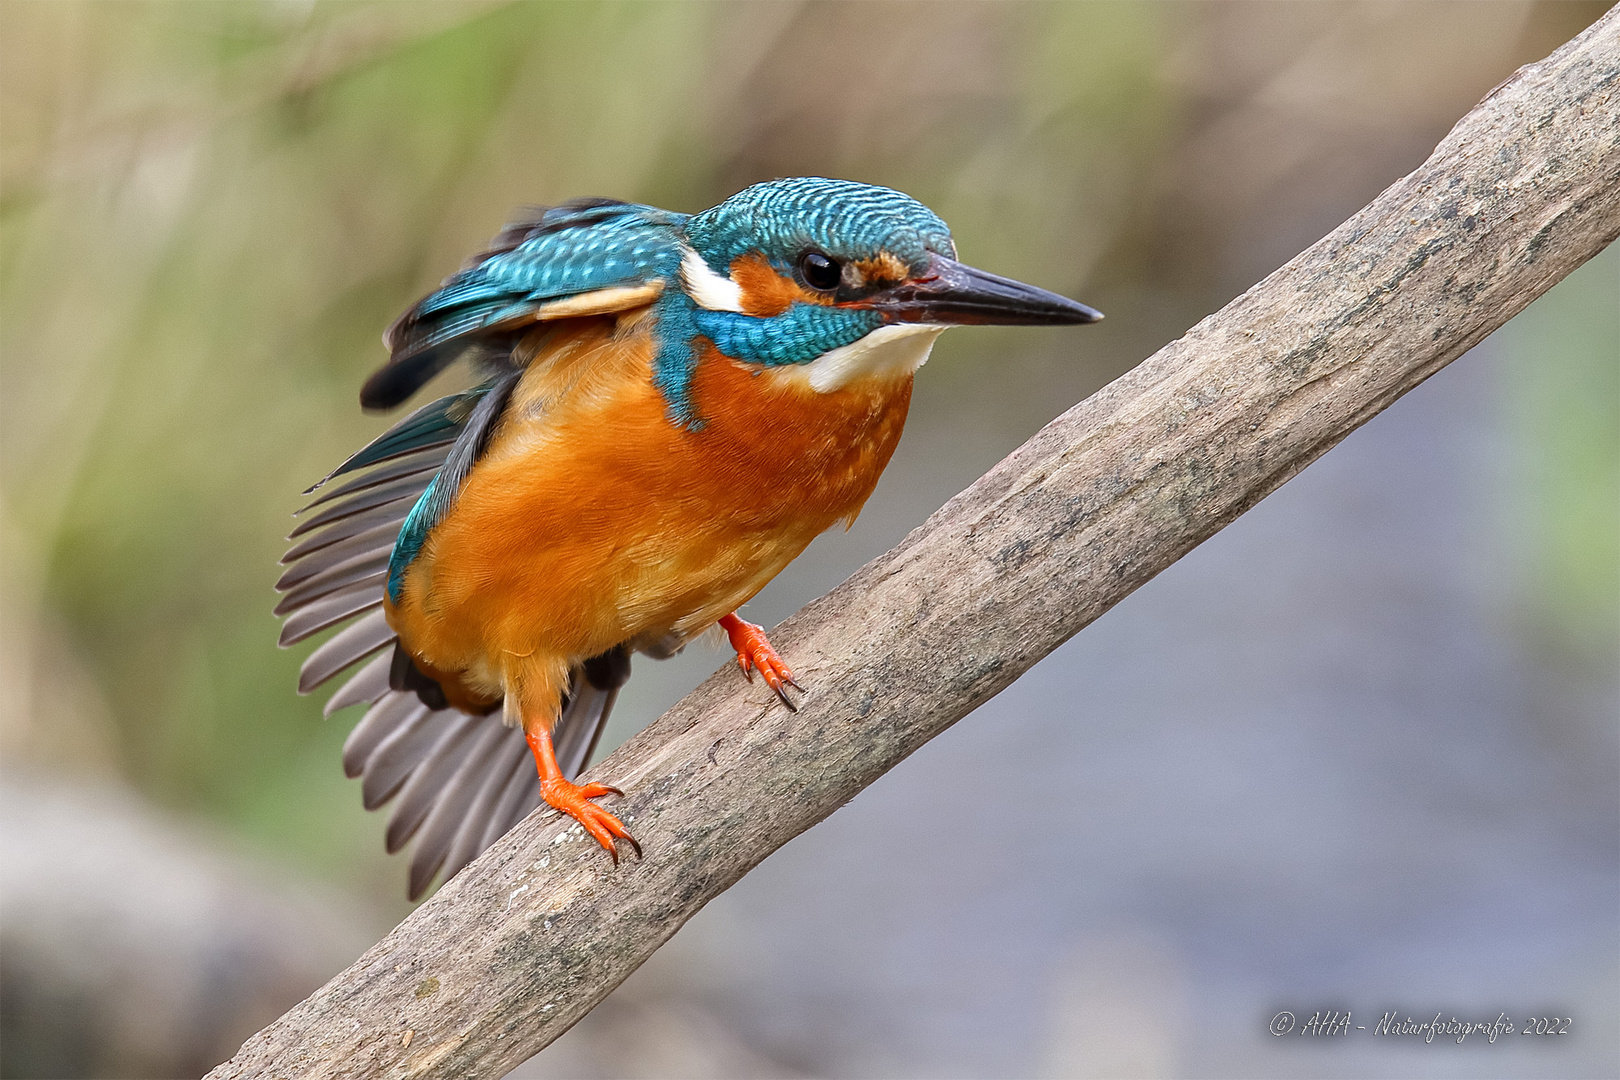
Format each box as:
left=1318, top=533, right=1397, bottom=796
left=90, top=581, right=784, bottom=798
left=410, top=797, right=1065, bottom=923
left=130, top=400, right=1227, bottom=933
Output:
left=719, top=613, right=802, bottom=711
left=526, top=726, right=640, bottom=863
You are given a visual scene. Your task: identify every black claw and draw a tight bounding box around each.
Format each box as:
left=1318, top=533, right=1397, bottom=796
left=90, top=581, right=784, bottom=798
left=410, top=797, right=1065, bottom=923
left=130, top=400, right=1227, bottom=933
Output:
left=773, top=683, right=799, bottom=712
left=623, top=833, right=643, bottom=860
left=784, top=676, right=804, bottom=693
left=602, top=785, right=624, bottom=797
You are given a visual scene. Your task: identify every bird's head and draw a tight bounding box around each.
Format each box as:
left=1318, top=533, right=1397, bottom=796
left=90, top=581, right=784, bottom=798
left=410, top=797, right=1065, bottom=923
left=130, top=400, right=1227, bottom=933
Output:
left=675, top=177, right=1099, bottom=387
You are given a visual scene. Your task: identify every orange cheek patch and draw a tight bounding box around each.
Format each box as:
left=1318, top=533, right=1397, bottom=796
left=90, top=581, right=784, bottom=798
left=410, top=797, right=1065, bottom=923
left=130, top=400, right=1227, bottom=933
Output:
left=730, top=254, right=831, bottom=316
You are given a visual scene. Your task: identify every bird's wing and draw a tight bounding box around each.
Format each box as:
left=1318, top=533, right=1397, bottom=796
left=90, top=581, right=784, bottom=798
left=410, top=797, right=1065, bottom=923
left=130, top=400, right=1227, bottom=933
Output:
left=360, top=199, right=686, bottom=410
left=278, top=383, right=632, bottom=900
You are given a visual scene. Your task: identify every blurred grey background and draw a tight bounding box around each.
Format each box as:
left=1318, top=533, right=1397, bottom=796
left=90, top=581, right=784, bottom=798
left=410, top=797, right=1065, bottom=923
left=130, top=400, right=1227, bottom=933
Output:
left=2, top=2, right=1614, bottom=1077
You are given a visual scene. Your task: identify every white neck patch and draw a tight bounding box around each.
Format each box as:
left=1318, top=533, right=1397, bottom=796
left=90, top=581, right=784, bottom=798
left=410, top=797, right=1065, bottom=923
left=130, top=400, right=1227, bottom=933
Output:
left=803, top=323, right=948, bottom=394
left=680, top=246, right=744, bottom=313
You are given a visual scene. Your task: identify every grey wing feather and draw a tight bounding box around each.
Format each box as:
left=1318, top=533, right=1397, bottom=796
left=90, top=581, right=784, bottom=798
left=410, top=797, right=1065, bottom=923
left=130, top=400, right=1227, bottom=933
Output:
left=297, top=451, right=443, bottom=512
left=331, top=658, right=628, bottom=900
left=274, top=558, right=387, bottom=617
left=441, top=731, right=532, bottom=883
left=277, top=437, right=443, bottom=693
left=276, top=544, right=389, bottom=595
left=277, top=582, right=383, bottom=646
left=281, top=513, right=404, bottom=566
left=403, top=722, right=516, bottom=899
left=480, top=759, right=542, bottom=854
left=324, top=651, right=393, bottom=718
left=286, top=482, right=420, bottom=539
left=300, top=609, right=395, bottom=695
left=342, top=691, right=423, bottom=778
left=362, top=704, right=460, bottom=809
left=383, top=712, right=483, bottom=853
left=347, top=695, right=536, bottom=900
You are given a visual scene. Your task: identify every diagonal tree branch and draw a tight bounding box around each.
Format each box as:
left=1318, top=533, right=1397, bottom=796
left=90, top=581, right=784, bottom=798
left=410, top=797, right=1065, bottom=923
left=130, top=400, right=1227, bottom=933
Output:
left=210, top=12, right=1619, bottom=1079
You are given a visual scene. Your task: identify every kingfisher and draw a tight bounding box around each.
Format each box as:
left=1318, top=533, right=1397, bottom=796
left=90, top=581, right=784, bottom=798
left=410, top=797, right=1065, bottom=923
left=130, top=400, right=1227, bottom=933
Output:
left=276, top=177, right=1099, bottom=899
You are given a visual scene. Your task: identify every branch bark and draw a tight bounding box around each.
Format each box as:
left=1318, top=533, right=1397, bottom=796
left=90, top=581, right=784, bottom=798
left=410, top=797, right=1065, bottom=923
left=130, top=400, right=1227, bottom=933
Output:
left=211, top=13, right=1620, bottom=1079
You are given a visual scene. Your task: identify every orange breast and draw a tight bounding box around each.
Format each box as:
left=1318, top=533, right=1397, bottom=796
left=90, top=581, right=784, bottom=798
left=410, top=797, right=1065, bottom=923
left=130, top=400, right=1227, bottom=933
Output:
left=385, top=315, right=912, bottom=717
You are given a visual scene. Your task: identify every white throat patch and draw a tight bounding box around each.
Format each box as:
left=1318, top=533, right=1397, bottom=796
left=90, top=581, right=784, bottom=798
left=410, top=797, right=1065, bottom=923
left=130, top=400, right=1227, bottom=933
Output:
left=803, top=323, right=948, bottom=394
left=679, top=246, right=744, bottom=313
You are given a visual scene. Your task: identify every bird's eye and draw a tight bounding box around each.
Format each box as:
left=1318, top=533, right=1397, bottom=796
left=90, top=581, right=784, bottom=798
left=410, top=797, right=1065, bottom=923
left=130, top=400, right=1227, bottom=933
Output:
left=799, top=252, right=841, bottom=292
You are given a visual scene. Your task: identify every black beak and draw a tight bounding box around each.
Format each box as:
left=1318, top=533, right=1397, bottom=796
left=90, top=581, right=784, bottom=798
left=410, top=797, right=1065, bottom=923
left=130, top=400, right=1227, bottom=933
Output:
left=865, top=255, right=1102, bottom=326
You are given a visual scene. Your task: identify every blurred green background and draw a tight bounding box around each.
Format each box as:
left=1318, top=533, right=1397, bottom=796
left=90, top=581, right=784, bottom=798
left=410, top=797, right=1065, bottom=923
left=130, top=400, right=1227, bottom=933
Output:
left=2, top=2, right=1614, bottom=1078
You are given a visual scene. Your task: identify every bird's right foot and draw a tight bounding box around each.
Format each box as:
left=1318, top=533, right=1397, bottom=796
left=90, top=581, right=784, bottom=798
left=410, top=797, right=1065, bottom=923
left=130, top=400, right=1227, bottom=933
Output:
left=540, top=775, right=640, bottom=863
left=526, top=725, right=640, bottom=862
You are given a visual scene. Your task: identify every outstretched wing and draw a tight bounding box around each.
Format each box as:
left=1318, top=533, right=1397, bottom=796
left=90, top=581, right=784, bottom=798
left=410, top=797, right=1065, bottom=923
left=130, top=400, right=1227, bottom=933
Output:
left=279, top=201, right=685, bottom=897
left=278, top=397, right=635, bottom=899
left=360, top=199, right=685, bottom=410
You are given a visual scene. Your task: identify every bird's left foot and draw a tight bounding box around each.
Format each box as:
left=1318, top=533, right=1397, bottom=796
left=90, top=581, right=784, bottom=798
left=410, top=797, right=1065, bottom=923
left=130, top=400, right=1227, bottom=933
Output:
left=719, top=613, right=801, bottom=710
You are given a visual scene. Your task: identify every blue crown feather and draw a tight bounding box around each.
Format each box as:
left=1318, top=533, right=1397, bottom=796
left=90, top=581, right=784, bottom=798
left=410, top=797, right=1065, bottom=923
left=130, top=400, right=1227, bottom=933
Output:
left=684, top=177, right=955, bottom=272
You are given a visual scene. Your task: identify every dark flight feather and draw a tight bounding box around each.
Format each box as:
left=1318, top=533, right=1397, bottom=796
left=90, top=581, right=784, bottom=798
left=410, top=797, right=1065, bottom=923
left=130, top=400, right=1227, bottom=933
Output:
left=307, top=391, right=475, bottom=486
left=480, top=758, right=542, bottom=854
left=277, top=535, right=390, bottom=591
left=280, top=505, right=405, bottom=563
left=298, top=452, right=443, bottom=512
left=439, top=734, right=531, bottom=884
left=273, top=554, right=387, bottom=617
left=327, top=653, right=630, bottom=899
left=399, top=721, right=514, bottom=897
left=287, top=482, right=421, bottom=540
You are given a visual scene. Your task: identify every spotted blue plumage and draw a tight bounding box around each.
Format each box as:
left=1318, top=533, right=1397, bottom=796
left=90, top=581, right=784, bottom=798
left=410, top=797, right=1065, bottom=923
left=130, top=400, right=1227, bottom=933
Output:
left=684, top=176, right=956, bottom=274
left=369, top=201, right=688, bottom=410
left=412, top=204, right=686, bottom=321
left=647, top=281, right=883, bottom=428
